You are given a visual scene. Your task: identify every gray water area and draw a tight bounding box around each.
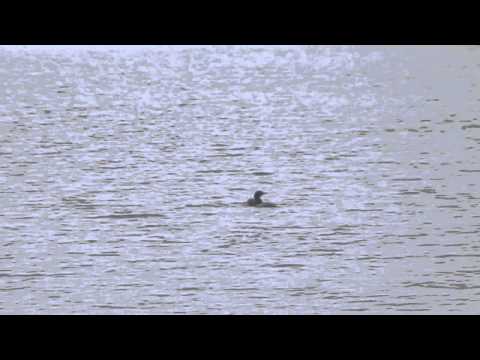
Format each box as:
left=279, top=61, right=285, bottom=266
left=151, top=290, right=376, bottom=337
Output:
left=0, top=45, right=479, bottom=314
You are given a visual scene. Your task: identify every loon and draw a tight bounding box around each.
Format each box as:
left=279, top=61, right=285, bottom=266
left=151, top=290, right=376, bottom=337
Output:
left=246, top=191, right=277, bottom=207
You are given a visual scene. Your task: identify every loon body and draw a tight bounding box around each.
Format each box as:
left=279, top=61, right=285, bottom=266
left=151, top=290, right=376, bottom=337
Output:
left=246, top=191, right=276, bottom=207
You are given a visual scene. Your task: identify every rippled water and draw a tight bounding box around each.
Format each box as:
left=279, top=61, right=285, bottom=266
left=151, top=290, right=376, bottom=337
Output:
left=1, top=45, right=479, bottom=314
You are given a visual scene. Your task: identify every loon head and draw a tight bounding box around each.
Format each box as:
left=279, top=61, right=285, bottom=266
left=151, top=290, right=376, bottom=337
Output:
left=254, top=190, right=266, bottom=202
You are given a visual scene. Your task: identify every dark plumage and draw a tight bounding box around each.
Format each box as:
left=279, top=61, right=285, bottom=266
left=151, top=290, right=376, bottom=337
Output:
left=247, top=190, right=265, bottom=206
left=246, top=191, right=277, bottom=207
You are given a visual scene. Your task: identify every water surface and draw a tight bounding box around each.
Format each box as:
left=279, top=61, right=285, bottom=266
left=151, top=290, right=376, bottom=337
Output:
left=1, top=45, right=479, bottom=314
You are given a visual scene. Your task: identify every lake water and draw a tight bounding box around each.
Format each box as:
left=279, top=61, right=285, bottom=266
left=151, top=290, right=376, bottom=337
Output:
left=1, top=45, right=479, bottom=314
